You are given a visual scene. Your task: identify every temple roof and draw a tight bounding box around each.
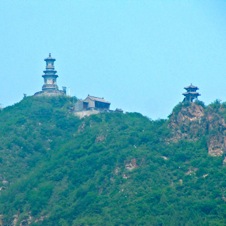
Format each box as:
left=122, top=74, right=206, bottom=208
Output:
left=45, top=53, right=56, bottom=61
left=183, top=92, right=201, bottom=96
left=85, top=95, right=111, bottom=104
left=184, top=84, right=199, bottom=90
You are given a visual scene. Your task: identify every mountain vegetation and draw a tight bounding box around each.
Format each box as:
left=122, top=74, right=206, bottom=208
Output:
left=0, top=96, right=226, bottom=225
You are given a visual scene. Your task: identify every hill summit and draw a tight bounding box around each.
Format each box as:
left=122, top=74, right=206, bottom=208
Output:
left=0, top=96, right=226, bottom=225
left=169, top=100, right=226, bottom=157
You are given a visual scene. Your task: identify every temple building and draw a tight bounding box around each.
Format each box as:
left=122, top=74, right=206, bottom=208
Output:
left=83, top=95, right=111, bottom=110
left=74, top=95, right=111, bottom=112
left=183, top=84, right=200, bottom=102
left=34, top=54, right=66, bottom=96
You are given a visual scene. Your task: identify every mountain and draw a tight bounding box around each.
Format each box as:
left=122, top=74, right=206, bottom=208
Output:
left=0, top=97, right=226, bottom=226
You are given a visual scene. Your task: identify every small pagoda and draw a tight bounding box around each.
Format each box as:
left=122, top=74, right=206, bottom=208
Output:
left=183, top=84, right=200, bottom=102
left=34, top=54, right=65, bottom=96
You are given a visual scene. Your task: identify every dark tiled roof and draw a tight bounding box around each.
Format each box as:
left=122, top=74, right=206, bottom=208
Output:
left=183, top=92, right=201, bottom=96
left=86, top=95, right=111, bottom=104
left=184, top=84, right=199, bottom=90
left=45, top=53, right=55, bottom=61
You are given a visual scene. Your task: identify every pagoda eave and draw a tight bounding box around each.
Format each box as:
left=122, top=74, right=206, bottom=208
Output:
left=183, top=92, right=200, bottom=95
left=184, top=84, right=199, bottom=89
left=42, top=74, right=58, bottom=78
left=44, top=57, right=56, bottom=61
left=43, top=70, right=57, bottom=73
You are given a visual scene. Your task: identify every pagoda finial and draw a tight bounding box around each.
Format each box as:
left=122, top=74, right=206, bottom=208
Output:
left=49, top=53, right=51, bottom=57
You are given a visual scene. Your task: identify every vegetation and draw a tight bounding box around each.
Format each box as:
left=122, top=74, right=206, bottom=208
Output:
left=0, top=96, right=226, bottom=225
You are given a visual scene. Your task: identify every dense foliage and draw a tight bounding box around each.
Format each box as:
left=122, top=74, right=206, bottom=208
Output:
left=0, top=97, right=226, bottom=225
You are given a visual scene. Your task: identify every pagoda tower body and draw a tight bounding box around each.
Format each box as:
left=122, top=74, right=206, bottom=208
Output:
left=183, top=84, right=200, bottom=102
left=34, top=54, right=65, bottom=96
left=42, top=53, right=58, bottom=91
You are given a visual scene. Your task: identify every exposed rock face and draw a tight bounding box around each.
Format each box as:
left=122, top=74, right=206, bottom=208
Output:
left=125, top=158, right=138, bottom=171
left=95, top=134, right=106, bottom=143
left=74, top=110, right=99, bottom=119
left=208, top=135, right=225, bottom=156
left=223, top=157, right=226, bottom=165
left=206, top=111, right=226, bottom=156
left=177, top=103, right=204, bottom=122
left=169, top=103, right=205, bottom=141
left=0, top=215, right=3, bottom=226
left=169, top=102, right=226, bottom=156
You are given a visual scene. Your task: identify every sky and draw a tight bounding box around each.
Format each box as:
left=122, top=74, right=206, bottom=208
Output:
left=0, top=0, right=226, bottom=119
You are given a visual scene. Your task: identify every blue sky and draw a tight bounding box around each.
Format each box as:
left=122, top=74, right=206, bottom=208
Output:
left=0, top=1, right=226, bottom=119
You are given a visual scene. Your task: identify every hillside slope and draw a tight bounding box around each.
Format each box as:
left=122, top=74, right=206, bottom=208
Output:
left=0, top=97, right=226, bottom=225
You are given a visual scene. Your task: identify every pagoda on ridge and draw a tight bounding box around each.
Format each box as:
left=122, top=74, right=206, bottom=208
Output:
left=34, top=54, right=66, bottom=96
left=182, top=84, right=200, bottom=102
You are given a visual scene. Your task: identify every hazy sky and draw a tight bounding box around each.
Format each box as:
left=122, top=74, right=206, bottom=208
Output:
left=0, top=1, right=226, bottom=119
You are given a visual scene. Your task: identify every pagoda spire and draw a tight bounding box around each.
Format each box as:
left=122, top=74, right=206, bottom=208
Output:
left=183, top=83, right=200, bottom=102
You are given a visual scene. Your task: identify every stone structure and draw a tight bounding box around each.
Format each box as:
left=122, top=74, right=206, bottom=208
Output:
left=84, top=95, right=111, bottom=110
left=34, top=54, right=65, bottom=96
left=74, top=95, right=111, bottom=112
left=183, top=84, right=200, bottom=102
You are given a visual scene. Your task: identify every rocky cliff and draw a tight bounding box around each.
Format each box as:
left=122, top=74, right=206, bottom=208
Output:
left=169, top=101, right=226, bottom=156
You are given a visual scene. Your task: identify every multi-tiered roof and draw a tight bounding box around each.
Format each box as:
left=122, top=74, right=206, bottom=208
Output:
left=183, top=84, right=200, bottom=102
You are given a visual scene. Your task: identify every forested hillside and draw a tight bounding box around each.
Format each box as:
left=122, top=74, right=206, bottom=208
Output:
left=0, top=96, right=226, bottom=226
